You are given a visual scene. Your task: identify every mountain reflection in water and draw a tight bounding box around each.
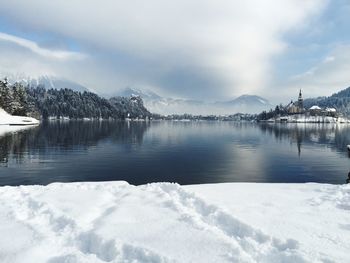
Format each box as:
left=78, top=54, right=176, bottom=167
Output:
left=0, top=121, right=349, bottom=185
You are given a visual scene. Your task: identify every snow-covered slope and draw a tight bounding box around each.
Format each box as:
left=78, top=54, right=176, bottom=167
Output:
left=0, top=181, right=348, bottom=262
left=220, top=94, right=270, bottom=108
left=215, top=95, right=272, bottom=115
left=116, top=88, right=272, bottom=115
left=0, top=108, right=39, bottom=125
left=3, top=73, right=89, bottom=93
left=118, top=87, right=162, bottom=100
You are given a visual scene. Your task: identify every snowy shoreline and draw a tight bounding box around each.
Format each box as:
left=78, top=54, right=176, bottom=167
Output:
left=265, top=115, right=350, bottom=123
left=0, top=108, right=39, bottom=126
left=0, top=181, right=348, bottom=263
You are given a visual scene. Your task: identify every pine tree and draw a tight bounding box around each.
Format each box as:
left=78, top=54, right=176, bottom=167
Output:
left=0, top=79, right=6, bottom=109
left=0, top=78, right=14, bottom=113
left=11, top=83, right=24, bottom=115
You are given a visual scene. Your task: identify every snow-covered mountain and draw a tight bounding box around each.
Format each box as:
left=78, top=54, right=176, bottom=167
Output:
left=117, top=87, right=162, bottom=100
left=2, top=73, right=89, bottom=93
left=215, top=95, right=272, bottom=114
left=221, top=95, right=270, bottom=107
left=116, top=88, right=272, bottom=115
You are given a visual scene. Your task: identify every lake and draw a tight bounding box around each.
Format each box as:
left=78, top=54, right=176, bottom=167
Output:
left=0, top=121, right=350, bottom=186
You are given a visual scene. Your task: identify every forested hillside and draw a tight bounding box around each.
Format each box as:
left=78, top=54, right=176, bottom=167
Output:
left=304, top=86, right=350, bottom=116
left=0, top=78, right=150, bottom=120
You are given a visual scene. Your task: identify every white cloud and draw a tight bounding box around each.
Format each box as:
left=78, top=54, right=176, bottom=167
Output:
left=0, top=0, right=327, bottom=99
left=0, top=31, right=88, bottom=82
left=0, top=32, right=84, bottom=60
left=288, top=45, right=350, bottom=98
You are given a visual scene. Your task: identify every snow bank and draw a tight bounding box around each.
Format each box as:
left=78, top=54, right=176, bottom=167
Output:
left=0, top=182, right=348, bottom=263
left=0, top=108, right=39, bottom=125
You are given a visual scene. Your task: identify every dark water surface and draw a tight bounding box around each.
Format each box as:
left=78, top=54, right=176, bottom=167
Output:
left=0, top=121, right=350, bottom=186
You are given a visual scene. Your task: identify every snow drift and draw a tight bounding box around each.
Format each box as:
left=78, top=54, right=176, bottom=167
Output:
left=0, top=182, right=348, bottom=263
left=0, top=108, right=39, bottom=125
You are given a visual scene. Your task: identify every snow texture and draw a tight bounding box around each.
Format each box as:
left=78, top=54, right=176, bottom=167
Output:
left=0, top=182, right=349, bottom=263
left=0, top=108, right=39, bottom=125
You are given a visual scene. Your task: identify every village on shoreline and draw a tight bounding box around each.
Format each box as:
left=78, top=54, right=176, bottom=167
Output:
left=257, top=90, right=350, bottom=123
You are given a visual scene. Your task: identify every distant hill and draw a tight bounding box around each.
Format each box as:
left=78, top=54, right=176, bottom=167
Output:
left=304, top=86, right=350, bottom=116
left=116, top=88, right=272, bottom=115
left=118, top=87, right=162, bottom=100
left=221, top=95, right=270, bottom=106
left=216, top=95, right=271, bottom=113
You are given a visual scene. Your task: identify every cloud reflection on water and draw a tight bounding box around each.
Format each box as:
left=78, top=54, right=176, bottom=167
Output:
left=0, top=121, right=349, bottom=185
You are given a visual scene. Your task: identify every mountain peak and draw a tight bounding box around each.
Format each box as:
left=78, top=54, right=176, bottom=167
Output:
left=1, top=73, right=89, bottom=93
left=227, top=94, right=270, bottom=105
left=116, top=88, right=272, bottom=115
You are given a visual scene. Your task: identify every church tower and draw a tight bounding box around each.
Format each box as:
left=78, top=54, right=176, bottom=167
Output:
left=298, top=89, right=303, bottom=110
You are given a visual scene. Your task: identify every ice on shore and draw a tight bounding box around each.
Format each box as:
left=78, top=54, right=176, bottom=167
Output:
left=0, top=182, right=349, bottom=263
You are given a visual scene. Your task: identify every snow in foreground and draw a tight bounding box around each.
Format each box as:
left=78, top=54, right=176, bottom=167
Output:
left=0, top=182, right=349, bottom=263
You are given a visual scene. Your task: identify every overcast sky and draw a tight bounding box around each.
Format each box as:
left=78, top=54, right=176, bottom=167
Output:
left=0, top=0, right=349, bottom=103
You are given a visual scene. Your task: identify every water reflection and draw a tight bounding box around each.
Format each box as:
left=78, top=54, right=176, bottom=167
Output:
left=0, top=125, right=38, bottom=166
left=0, top=121, right=150, bottom=166
left=0, top=121, right=349, bottom=186
left=259, top=123, right=350, bottom=156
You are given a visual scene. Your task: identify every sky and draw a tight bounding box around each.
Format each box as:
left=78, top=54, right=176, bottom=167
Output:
left=0, top=0, right=349, bottom=104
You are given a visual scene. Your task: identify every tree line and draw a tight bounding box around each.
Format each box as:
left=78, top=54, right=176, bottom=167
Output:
left=303, top=87, right=350, bottom=116
left=0, top=78, right=151, bottom=120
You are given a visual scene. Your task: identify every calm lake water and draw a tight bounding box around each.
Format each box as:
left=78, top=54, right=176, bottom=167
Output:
left=0, top=121, right=350, bottom=186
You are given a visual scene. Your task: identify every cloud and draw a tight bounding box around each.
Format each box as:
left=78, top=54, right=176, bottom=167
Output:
left=0, top=32, right=84, bottom=60
left=0, top=31, right=88, bottom=80
left=288, top=45, right=350, bottom=98
left=0, top=0, right=327, bottom=99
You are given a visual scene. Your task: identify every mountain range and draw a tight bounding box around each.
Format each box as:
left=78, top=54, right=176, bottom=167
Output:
left=116, top=87, right=272, bottom=115
left=2, top=73, right=89, bottom=93
left=1, top=74, right=273, bottom=115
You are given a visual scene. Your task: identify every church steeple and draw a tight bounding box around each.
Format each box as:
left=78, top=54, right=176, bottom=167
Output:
left=298, top=89, right=303, bottom=110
